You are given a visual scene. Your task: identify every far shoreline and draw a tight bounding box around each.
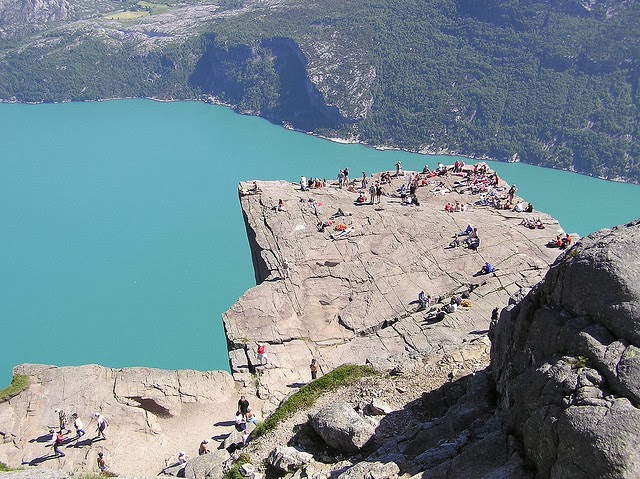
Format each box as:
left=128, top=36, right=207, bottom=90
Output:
left=0, top=95, right=636, bottom=186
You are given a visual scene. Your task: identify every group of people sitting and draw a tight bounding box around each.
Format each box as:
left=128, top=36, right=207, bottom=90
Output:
left=444, top=201, right=468, bottom=212
left=300, top=176, right=326, bottom=191
left=449, top=224, right=480, bottom=250
left=547, top=234, right=573, bottom=249
left=238, top=181, right=261, bottom=197
left=520, top=217, right=545, bottom=229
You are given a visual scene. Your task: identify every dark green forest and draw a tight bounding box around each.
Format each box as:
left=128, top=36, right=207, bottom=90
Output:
left=0, top=0, right=638, bottom=180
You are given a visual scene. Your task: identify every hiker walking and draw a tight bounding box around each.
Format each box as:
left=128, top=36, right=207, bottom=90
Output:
left=54, top=408, right=68, bottom=434
left=238, top=395, right=250, bottom=420
left=94, top=412, right=109, bottom=440
left=72, top=413, right=86, bottom=439
left=256, top=342, right=268, bottom=365
left=97, top=452, right=108, bottom=472
left=49, top=429, right=65, bottom=457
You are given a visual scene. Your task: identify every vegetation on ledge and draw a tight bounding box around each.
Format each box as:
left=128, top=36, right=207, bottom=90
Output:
left=0, top=375, right=29, bottom=403
left=252, top=364, right=377, bottom=438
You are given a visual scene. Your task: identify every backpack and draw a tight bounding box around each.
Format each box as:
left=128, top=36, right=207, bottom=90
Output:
left=56, top=433, right=63, bottom=445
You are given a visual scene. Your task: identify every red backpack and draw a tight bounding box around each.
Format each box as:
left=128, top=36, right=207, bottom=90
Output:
left=56, top=433, right=63, bottom=445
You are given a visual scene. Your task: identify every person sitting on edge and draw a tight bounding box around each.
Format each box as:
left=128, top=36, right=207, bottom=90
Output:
left=547, top=235, right=562, bottom=248
left=560, top=233, right=573, bottom=250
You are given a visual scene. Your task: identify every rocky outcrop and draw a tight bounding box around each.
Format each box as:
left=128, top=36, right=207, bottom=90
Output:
left=267, top=445, right=313, bottom=472
left=310, top=402, right=377, bottom=452
left=225, top=170, right=567, bottom=407
left=491, top=220, right=640, bottom=477
left=183, top=449, right=231, bottom=479
left=336, top=460, right=400, bottom=479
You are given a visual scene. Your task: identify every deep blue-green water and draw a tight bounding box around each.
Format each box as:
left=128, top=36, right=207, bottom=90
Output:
left=1, top=99, right=639, bottom=386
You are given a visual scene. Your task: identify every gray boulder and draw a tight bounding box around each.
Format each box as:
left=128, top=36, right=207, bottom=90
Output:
left=491, top=220, right=640, bottom=478
left=223, top=422, right=255, bottom=451
left=267, top=445, right=313, bottom=472
left=184, top=449, right=230, bottom=479
left=337, top=460, right=400, bottom=479
left=311, top=402, right=376, bottom=452
left=368, top=399, right=393, bottom=416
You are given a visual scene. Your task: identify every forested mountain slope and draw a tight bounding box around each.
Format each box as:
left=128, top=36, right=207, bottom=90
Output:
left=1, top=0, right=638, bottom=180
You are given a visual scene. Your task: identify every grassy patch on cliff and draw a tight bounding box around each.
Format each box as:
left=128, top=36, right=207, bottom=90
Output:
left=222, top=453, right=251, bottom=479
left=252, top=364, right=377, bottom=438
left=0, top=374, right=29, bottom=403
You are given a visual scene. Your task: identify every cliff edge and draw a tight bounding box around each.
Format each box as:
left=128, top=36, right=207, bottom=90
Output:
left=224, top=168, right=567, bottom=407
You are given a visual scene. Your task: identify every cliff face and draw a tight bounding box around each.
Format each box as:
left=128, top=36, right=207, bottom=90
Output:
left=224, top=170, right=567, bottom=408
left=222, top=183, right=640, bottom=478
left=3, top=172, right=639, bottom=478
left=189, top=36, right=350, bottom=131
left=491, top=219, right=640, bottom=477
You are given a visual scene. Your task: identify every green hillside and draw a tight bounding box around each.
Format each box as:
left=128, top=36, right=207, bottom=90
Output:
left=0, top=0, right=638, bottom=180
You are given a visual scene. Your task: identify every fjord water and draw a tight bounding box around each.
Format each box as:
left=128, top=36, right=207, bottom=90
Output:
left=1, top=99, right=639, bottom=385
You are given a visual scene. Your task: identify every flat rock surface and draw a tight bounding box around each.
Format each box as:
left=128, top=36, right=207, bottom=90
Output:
left=0, top=364, right=262, bottom=476
left=225, top=169, right=569, bottom=406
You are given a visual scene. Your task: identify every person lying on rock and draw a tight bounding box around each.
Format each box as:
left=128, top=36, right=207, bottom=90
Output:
left=480, top=262, right=494, bottom=275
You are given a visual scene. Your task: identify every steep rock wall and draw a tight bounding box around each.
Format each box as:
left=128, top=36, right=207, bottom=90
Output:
left=189, top=36, right=347, bottom=131
left=491, top=219, right=640, bottom=477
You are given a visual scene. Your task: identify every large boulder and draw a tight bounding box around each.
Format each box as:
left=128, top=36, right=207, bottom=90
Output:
left=183, top=449, right=230, bottom=479
left=337, top=460, right=400, bottom=479
left=491, top=220, right=640, bottom=478
left=267, top=445, right=313, bottom=472
left=311, top=402, right=376, bottom=452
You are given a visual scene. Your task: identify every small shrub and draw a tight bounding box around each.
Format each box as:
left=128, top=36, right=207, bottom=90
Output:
left=575, top=355, right=589, bottom=369
left=252, top=364, right=377, bottom=438
left=75, top=473, right=117, bottom=479
left=0, top=375, right=29, bottom=403
left=0, top=462, right=11, bottom=472
left=223, top=453, right=251, bottom=479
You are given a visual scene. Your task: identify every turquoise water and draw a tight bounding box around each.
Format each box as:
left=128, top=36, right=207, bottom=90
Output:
left=1, top=99, right=639, bottom=386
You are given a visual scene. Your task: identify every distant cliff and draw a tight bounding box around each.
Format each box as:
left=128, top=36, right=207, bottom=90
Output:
left=0, top=0, right=638, bottom=181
